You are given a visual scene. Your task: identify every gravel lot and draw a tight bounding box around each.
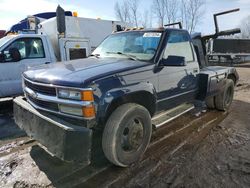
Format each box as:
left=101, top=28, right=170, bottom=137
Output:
left=0, top=64, right=249, bottom=188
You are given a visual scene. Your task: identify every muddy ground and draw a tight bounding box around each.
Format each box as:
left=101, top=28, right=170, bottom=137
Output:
left=0, top=64, right=249, bottom=188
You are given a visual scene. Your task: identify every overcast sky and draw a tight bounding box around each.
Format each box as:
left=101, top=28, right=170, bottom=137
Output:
left=0, top=0, right=250, bottom=34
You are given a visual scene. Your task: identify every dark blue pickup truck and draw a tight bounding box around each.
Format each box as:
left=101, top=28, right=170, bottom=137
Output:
left=14, top=28, right=238, bottom=167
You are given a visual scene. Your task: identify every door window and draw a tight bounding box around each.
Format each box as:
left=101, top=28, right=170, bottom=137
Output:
left=1, top=38, right=45, bottom=62
left=163, top=31, right=194, bottom=62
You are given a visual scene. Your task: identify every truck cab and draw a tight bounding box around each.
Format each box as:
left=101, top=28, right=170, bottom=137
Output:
left=0, top=34, right=56, bottom=97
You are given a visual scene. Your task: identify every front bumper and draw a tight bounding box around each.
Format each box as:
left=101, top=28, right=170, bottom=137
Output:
left=14, top=96, right=92, bottom=164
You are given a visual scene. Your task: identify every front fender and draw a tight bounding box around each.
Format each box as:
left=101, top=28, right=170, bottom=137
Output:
left=96, top=81, right=157, bottom=121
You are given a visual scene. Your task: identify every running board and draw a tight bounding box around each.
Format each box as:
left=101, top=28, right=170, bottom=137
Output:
left=152, top=103, right=194, bottom=129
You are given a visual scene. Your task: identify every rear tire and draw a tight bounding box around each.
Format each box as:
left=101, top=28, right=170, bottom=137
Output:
left=102, top=103, right=152, bottom=167
left=215, top=79, right=234, bottom=111
left=205, top=96, right=215, bottom=109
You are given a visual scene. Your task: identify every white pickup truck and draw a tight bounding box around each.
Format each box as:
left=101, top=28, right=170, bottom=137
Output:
left=0, top=7, right=126, bottom=98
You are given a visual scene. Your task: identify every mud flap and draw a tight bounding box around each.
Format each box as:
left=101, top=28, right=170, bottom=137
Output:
left=13, top=96, right=92, bottom=164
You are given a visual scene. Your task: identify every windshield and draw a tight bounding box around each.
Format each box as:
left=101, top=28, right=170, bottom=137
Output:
left=92, top=31, right=162, bottom=61
left=0, top=35, right=14, bottom=48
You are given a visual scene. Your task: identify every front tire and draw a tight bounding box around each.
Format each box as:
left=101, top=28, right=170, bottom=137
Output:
left=102, top=103, right=152, bottom=167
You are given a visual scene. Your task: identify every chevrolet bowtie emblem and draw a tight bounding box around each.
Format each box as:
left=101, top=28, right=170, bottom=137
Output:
left=30, top=90, right=38, bottom=98
left=25, top=87, right=38, bottom=99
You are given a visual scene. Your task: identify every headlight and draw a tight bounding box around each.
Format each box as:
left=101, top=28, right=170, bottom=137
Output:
left=57, top=89, right=94, bottom=101
left=58, top=89, right=81, bottom=100
left=57, top=88, right=95, bottom=118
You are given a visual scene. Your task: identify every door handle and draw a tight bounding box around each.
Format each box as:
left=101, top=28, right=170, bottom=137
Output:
left=45, top=62, right=51, bottom=64
left=193, top=68, right=198, bottom=73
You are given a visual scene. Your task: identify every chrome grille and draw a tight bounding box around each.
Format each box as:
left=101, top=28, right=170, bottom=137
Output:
left=24, top=80, right=56, bottom=96
left=24, top=78, right=58, bottom=112
left=27, top=95, right=59, bottom=111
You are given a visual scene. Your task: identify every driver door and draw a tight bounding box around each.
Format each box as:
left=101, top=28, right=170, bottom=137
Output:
left=0, top=39, right=25, bottom=97
left=0, top=61, right=22, bottom=97
left=0, top=37, right=48, bottom=97
left=157, top=30, right=199, bottom=111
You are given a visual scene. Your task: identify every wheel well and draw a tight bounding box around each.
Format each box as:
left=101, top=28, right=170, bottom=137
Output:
left=227, top=74, right=236, bottom=85
left=104, top=91, right=156, bottom=123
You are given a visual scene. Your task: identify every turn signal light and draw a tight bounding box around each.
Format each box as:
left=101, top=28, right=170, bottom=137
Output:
left=81, top=90, right=94, bottom=101
left=82, top=105, right=95, bottom=118
left=73, top=11, right=78, bottom=17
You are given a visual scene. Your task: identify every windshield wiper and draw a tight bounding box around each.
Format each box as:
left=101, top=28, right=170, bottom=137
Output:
left=106, top=51, right=138, bottom=61
left=90, top=53, right=100, bottom=58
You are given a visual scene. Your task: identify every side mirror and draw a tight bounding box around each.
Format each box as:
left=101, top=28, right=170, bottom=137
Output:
left=0, top=52, right=5, bottom=62
left=9, top=48, right=21, bottom=62
left=160, top=56, right=186, bottom=66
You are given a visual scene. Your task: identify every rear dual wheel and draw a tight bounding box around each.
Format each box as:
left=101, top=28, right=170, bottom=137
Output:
left=205, top=79, right=234, bottom=111
left=215, top=79, right=234, bottom=111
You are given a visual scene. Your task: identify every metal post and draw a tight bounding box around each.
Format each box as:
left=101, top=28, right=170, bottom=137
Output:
left=213, top=8, right=240, bottom=34
left=164, top=22, right=183, bottom=29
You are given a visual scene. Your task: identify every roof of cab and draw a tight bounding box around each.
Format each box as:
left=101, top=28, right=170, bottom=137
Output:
left=116, top=27, right=188, bottom=34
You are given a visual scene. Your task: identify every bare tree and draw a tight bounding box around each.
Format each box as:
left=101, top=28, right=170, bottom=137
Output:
left=114, top=0, right=205, bottom=31
left=142, top=10, right=149, bottom=28
left=114, top=0, right=131, bottom=23
left=165, top=0, right=179, bottom=24
left=151, top=0, right=186, bottom=27
left=114, top=0, right=140, bottom=27
left=149, top=11, right=153, bottom=28
left=180, top=0, right=187, bottom=28
left=141, top=10, right=153, bottom=28
left=152, top=0, right=166, bottom=27
left=114, top=2, right=123, bottom=21
left=128, top=0, right=140, bottom=27
left=240, top=15, right=250, bottom=38
left=189, top=0, right=205, bottom=33
left=181, top=0, right=205, bottom=33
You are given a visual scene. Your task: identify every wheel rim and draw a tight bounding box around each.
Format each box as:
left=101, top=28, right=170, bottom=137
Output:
left=121, top=117, right=144, bottom=152
left=225, top=85, right=233, bottom=106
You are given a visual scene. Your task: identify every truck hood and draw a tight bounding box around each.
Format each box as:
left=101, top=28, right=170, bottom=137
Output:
left=23, top=57, right=150, bottom=87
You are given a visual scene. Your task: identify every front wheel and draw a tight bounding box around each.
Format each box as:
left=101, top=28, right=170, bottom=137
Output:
left=102, top=103, right=152, bottom=167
